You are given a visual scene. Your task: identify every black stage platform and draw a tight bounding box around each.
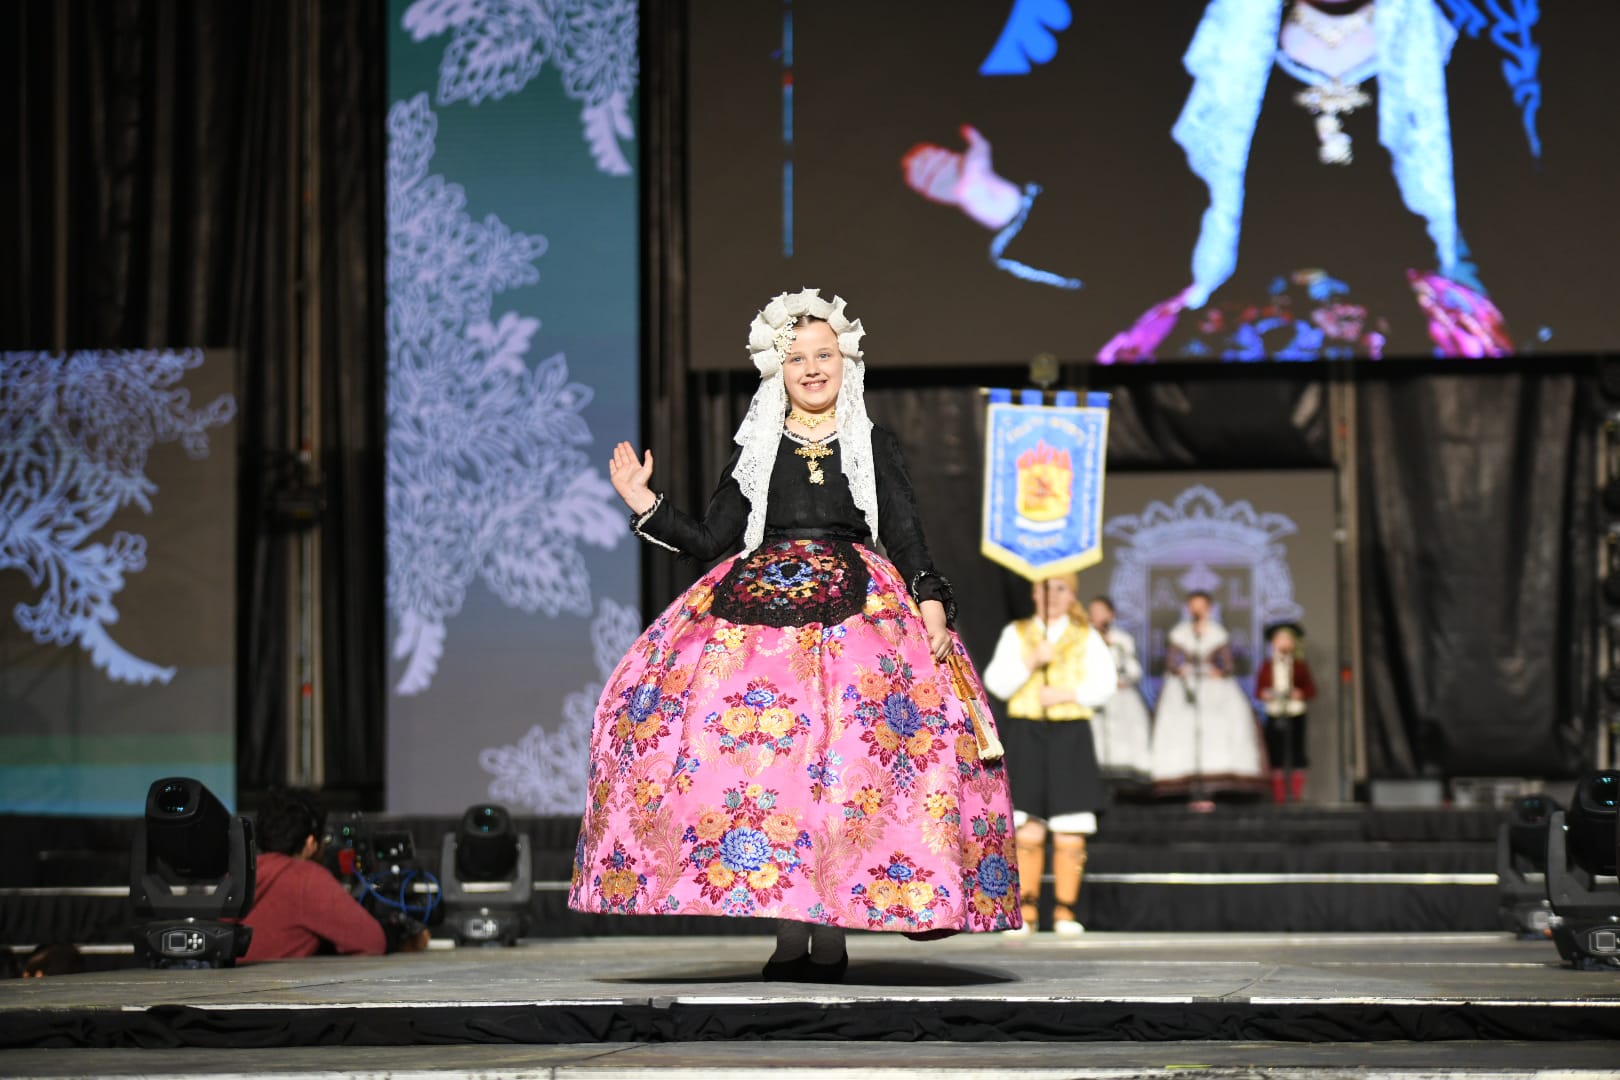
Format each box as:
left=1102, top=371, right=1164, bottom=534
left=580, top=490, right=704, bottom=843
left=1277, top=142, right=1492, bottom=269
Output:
left=3, top=934, right=1618, bottom=1052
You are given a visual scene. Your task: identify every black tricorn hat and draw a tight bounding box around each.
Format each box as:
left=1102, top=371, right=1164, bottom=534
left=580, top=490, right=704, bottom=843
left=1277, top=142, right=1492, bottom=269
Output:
left=1264, top=621, right=1305, bottom=642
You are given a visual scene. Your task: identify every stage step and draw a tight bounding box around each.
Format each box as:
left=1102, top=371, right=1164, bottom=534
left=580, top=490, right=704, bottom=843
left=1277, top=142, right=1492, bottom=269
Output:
left=0, top=806, right=1509, bottom=947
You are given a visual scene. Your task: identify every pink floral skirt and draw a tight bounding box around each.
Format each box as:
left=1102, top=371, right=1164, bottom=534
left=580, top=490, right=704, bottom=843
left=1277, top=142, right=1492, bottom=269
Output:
left=568, top=541, right=1022, bottom=933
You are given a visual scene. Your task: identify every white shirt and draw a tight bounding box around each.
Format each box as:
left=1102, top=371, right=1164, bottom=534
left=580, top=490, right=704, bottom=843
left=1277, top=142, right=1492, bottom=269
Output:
left=982, top=616, right=1119, bottom=709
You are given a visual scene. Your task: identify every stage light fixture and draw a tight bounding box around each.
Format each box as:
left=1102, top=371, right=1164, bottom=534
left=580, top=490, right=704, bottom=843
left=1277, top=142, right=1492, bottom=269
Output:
left=439, top=803, right=532, bottom=946
left=1546, top=771, right=1620, bottom=970
left=1497, top=794, right=1559, bottom=938
left=1566, top=772, right=1618, bottom=878
left=129, top=777, right=256, bottom=968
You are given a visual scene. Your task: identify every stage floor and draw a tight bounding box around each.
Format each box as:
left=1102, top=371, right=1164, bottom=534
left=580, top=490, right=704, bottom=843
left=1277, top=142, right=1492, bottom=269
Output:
left=5, top=1039, right=1620, bottom=1079
left=4, top=932, right=1619, bottom=1076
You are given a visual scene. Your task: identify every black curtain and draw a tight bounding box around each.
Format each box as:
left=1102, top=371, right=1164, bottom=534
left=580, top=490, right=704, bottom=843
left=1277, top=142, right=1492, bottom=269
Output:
left=308, top=0, right=389, bottom=802
left=1, top=0, right=388, bottom=800
left=1099, top=370, right=1330, bottom=469
left=1358, top=374, right=1594, bottom=778
left=2, top=0, right=288, bottom=349
left=639, top=0, right=695, bottom=617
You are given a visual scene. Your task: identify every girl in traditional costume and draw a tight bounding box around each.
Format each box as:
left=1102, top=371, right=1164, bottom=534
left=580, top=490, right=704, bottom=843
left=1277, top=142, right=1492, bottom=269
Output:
left=982, top=574, right=1116, bottom=935
left=568, top=290, right=1021, bottom=981
left=1149, top=591, right=1268, bottom=803
left=1086, top=596, right=1155, bottom=789
left=1256, top=621, right=1318, bottom=802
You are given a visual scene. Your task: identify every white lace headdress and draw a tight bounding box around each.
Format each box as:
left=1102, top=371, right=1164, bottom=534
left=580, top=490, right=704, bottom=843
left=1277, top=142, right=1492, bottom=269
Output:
left=734, top=288, right=875, bottom=555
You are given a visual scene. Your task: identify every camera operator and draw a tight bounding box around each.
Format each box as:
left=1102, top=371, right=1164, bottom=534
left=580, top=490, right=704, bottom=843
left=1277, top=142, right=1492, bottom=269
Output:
left=241, top=790, right=429, bottom=963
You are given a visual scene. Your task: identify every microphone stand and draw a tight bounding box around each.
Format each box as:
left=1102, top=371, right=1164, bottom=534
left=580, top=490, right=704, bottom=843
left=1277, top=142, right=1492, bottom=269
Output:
left=1101, top=631, right=1115, bottom=781
left=1189, top=623, right=1211, bottom=813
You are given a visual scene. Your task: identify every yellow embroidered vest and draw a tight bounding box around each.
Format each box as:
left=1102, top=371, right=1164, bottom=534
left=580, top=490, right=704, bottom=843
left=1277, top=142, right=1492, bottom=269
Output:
left=1006, top=617, right=1093, bottom=721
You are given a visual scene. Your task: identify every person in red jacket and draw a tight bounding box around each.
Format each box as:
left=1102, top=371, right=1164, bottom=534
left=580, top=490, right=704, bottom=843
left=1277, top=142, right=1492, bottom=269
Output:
left=1255, top=622, right=1318, bottom=804
left=241, top=790, right=426, bottom=962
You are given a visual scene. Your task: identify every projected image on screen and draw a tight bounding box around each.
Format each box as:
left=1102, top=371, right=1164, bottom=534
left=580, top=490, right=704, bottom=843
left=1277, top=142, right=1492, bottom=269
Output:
left=0, top=350, right=238, bottom=813
left=688, top=1, right=1617, bottom=366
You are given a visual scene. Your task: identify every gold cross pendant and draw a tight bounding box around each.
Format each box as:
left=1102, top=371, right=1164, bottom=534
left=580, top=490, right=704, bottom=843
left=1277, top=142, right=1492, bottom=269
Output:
left=794, top=443, right=833, bottom=485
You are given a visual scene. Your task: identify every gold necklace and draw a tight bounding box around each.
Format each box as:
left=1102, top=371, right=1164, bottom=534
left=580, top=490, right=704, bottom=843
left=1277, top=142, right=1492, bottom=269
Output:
left=789, top=407, right=836, bottom=430
left=788, top=406, right=836, bottom=430
left=793, top=442, right=833, bottom=485
left=1288, top=2, right=1374, bottom=49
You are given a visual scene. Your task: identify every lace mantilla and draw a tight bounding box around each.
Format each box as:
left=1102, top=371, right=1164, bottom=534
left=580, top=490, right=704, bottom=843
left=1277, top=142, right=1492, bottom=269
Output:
left=734, top=289, right=877, bottom=555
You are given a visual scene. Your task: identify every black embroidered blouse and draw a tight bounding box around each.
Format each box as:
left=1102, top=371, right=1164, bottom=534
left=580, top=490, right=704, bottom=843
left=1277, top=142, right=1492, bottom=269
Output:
left=634, top=425, right=954, bottom=613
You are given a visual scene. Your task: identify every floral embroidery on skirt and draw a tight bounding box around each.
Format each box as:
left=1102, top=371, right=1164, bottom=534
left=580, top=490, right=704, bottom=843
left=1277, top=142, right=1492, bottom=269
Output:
left=569, top=544, right=1022, bottom=933
left=710, top=538, right=870, bottom=628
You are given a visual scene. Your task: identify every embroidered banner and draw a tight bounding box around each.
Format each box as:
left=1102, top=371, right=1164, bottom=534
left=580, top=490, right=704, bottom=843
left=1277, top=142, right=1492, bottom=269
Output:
left=981, top=391, right=1110, bottom=580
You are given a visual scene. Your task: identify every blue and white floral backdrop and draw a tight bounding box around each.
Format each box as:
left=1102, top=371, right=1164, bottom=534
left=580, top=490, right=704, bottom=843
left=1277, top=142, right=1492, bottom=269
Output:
left=0, top=350, right=238, bottom=812
left=386, top=0, right=640, bottom=814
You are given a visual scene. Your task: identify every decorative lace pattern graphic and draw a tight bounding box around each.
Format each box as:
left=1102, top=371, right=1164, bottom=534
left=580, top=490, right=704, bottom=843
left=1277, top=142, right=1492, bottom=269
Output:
left=0, top=351, right=236, bottom=685
left=387, top=93, right=624, bottom=695
left=479, top=596, right=641, bottom=813
left=401, top=0, right=639, bottom=175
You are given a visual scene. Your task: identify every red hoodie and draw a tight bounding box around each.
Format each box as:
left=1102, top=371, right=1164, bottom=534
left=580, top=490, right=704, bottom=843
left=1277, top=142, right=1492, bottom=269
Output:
left=241, top=852, right=386, bottom=963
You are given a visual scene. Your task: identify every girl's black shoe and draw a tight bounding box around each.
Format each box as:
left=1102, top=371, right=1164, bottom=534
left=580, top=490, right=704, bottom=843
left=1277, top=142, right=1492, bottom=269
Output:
left=760, top=953, right=811, bottom=981
left=805, top=951, right=849, bottom=983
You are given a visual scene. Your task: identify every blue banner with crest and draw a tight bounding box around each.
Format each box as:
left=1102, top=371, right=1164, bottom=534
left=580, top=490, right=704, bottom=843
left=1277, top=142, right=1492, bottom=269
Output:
left=981, top=391, right=1110, bottom=580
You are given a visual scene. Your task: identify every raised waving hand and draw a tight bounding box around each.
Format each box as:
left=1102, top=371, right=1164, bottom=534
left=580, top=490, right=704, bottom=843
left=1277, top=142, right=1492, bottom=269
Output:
left=609, top=441, right=658, bottom=516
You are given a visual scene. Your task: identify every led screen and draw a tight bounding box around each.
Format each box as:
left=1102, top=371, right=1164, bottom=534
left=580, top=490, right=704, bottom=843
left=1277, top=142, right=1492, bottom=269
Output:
left=689, top=1, right=1617, bottom=366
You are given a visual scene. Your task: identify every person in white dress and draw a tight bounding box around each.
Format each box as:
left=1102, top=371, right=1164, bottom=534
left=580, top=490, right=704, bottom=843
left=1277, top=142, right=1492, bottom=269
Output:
left=983, top=574, right=1117, bottom=934
left=1149, top=591, right=1267, bottom=802
left=1086, top=597, right=1154, bottom=790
